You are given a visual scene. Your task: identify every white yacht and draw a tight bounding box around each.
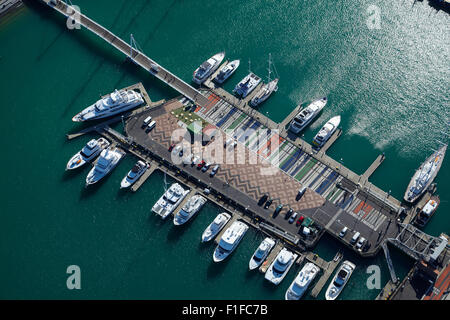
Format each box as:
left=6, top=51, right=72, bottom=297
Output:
left=325, top=260, right=356, bottom=300
left=152, top=183, right=189, bottom=219
left=249, top=238, right=276, bottom=270
left=289, top=98, right=327, bottom=134
left=265, top=248, right=298, bottom=285
left=249, top=54, right=278, bottom=107
left=285, top=262, right=320, bottom=300
left=85, top=147, right=125, bottom=186
left=173, top=194, right=206, bottom=226
left=119, top=160, right=148, bottom=189
left=66, top=137, right=110, bottom=170
left=192, top=52, right=225, bottom=85
left=213, top=220, right=248, bottom=262
left=201, top=212, right=231, bottom=242
left=233, top=72, right=262, bottom=98
left=213, top=59, right=240, bottom=84
left=72, top=89, right=144, bottom=122
left=404, top=144, right=447, bottom=203
left=312, top=115, right=341, bottom=148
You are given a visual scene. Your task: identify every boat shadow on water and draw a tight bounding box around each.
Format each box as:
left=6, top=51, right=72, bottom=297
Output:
left=206, top=259, right=230, bottom=280
left=166, top=223, right=190, bottom=243
left=79, top=179, right=106, bottom=200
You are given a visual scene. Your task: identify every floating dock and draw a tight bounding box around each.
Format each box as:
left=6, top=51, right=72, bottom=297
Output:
left=308, top=251, right=343, bottom=298
left=214, top=214, right=239, bottom=244
left=259, top=242, right=283, bottom=274
left=130, top=161, right=158, bottom=192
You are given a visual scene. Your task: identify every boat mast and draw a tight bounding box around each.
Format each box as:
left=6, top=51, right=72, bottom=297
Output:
left=267, top=53, right=272, bottom=83
left=248, top=59, right=251, bottom=73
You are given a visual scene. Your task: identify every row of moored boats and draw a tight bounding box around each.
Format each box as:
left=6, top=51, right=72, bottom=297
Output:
left=192, top=52, right=279, bottom=108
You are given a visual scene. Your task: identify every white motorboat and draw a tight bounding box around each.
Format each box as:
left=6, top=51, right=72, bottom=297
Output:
left=120, top=160, right=148, bottom=189
left=404, top=144, right=447, bottom=203
left=325, top=260, right=356, bottom=300
left=72, top=89, right=144, bottom=122
left=288, top=98, right=327, bottom=134
left=152, top=183, right=189, bottom=219
left=85, top=147, right=125, bottom=186
left=285, top=262, right=320, bottom=300
left=233, top=64, right=262, bottom=98
left=264, top=248, right=298, bottom=285
left=312, top=115, right=341, bottom=148
left=201, top=212, right=231, bottom=242
left=248, top=237, right=276, bottom=270
left=213, top=59, right=240, bottom=84
left=173, top=194, right=206, bottom=225
left=213, top=220, right=248, bottom=262
left=192, top=52, right=225, bottom=85
left=415, top=196, right=440, bottom=228
left=66, top=137, right=110, bottom=170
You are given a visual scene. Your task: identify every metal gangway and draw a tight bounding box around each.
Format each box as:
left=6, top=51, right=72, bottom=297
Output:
left=387, top=223, right=445, bottom=262
left=382, top=241, right=398, bottom=283
left=42, top=0, right=210, bottom=107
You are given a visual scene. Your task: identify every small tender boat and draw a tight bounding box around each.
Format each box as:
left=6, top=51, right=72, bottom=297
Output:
left=201, top=212, right=231, bottom=242
left=66, top=138, right=110, bottom=170
left=233, top=72, right=261, bottom=98
left=213, top=59, right=240, bottom=84
left=248, top=238, right=276, bottom=270
left=325, top=260, right=355, bottom=300
left=312, top=115, right=341, bottom=148
left=415, top=196, right=440, bottom=228
left=120, top=160, right=148, bottom=189
left=192, top=52, right=225, bottom=85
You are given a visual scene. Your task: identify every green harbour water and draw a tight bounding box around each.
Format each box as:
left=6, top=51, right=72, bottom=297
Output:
left=0, top=0, right=448, bottom=299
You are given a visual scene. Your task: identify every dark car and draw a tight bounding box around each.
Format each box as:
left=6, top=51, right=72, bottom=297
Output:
left=168, top=143, right=175, bottom=152
left=210, top=164, right=219, bottom=177
left=288, top=212, right=298, bottom=224
left=264, top=199, right=273, bottom=209
left=273, top=204, right=283, bottom=218
left=296, top=215, right=305, bottom=227
left=197, top=160, right=206, bottom=169
left=285, top=208, right=294, bottom=220
left=258, top=194, right=269, bottom=206
left=201, top=162, right=211, bottom=172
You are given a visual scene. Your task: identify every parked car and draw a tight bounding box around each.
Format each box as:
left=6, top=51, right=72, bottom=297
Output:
left=210, top=164, right=219, bottom=177
left=285, top=208, right=294, bottom=220
left=288, top=212, right=298, bottom=224
left=339, top=227, right=348, bottom=238
left=273, top=204, right=283, bottom=216
left=201, top=162, right=211, bottom=172
left=168, top=143, right=175, bottom=152
left=296, top=215, right=305, bottom=226
left=264, top=199, right=273, bottom=209
left=356, top=237, right=366, bottom=251
left=296, top=186, right=307, bottom=200
left=258, top=194, right=269, bottom=206
left=197, top=160, right=206, bottom=169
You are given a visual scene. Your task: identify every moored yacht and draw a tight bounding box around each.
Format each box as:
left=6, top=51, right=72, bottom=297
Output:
left=264, top=248, right=298, bottom=285
left=201, top=212, right=231, bottom=242
left=415, top=196, right=440, bottom=228
left=72, top=89, right=144, bottom=122
left=152, top=183, right=189, bottom=219
left=325, top=260, right=355, bottom=300
left=213, top=59, right=240, bottom=84
left=285, top=262, right=320, bottom=300
left=192, top=52, right=225, bottom=85
left=85, top=147, right=125, bottom=186
left=66, top=137, right=110, bottom=170
left=120, top=160, right=148, bottom=189
left=312, top=115, right=341, bottom=148
left=404, top=144, right=447, bottom=203
left=173, top=194, right=206, bottom=226
left=213, top=220, right=248, bottom=262
left=233, top=72, right=261, bottom=98
left=249, top=54, right=279, bottom=107
left=249, top=237, right=276, bottom=270
left=289, top=98, right=327, bottom=134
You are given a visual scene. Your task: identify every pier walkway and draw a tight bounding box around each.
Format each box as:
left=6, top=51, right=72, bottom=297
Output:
left=307, top=251, right=343, bottom=298
left=42, top=0, right=209, bottom=107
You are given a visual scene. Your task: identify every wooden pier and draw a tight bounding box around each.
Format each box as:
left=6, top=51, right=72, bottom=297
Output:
left=214, top=214, right=239, bottom=244
left=259, top=242, right=283, bottom=274
left=278, top=103, right=303, bottom=133
left=130, top=161, right=158, bottom=192
left=307, top=251, right=343, bottom=298
left=320, top=128, right=342, bottom=153
left=361, top=153, right=386, bottom=183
